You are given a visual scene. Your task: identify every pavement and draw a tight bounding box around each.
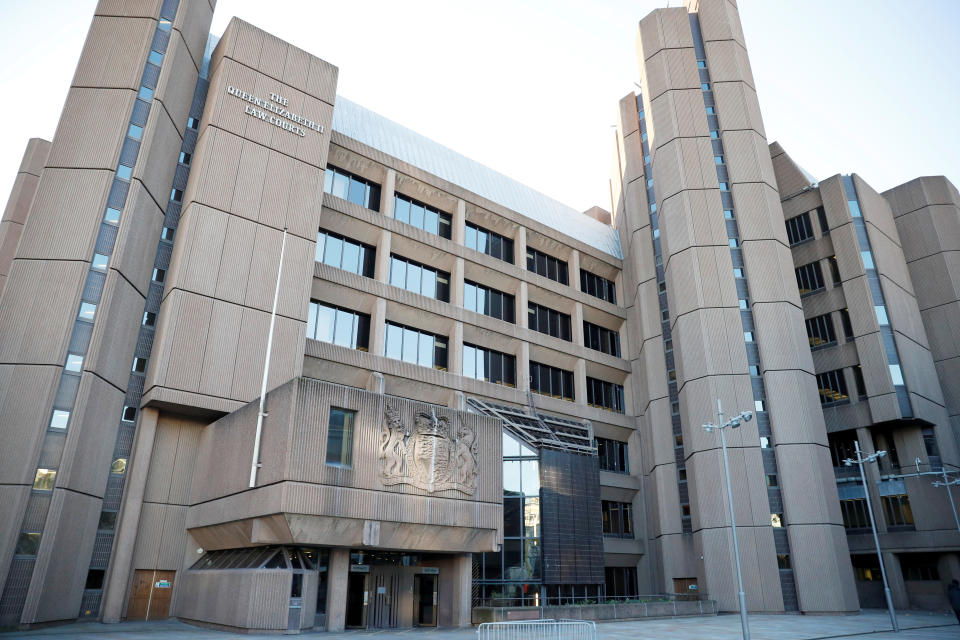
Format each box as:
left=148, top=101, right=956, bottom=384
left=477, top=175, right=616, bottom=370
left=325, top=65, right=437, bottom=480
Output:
left=0, top=609, right=957, bottom=639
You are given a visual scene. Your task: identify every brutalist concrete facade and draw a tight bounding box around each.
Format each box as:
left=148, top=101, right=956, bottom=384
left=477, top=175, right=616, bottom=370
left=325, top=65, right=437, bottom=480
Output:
left=0, top=0, right=958, bottom=631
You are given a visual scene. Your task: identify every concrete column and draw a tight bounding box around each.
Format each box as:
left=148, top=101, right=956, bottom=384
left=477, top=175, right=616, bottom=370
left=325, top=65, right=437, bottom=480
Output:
left=370, top=298, right=388, bottom=357
left=101, top=408, right=160, bottom=623
left=450, top=321, right=464, bottom=376
left=517, top=342, right=530, bottom=391
left=448, top=390, right=466, bottom=410
left=453, top=199, right=466, bottom=245
left=882, top=551, right=910, bottom=609
left=366, top=371, right=384, bottom=394
left=381, top=169, right=396, bottom=218
left=451, top=553, right=473, bottom=627
left=452, top=257, right=465, bottom=306
left=570, top=249, right=581, bottom=288
left=326, top=548, right=350, bottom=632
left=375, top=229, right=392, bottom=283
left=517, top=281, right=529, bottom=329
left=573, top=301, right=585, bottom=346
left=514, top=226, right=527, bottom=267
left=575, top=358, right=587, bottom=405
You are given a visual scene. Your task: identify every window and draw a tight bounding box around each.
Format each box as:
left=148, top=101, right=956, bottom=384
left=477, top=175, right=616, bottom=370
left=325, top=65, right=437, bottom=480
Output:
left=697, top=60, right=706, bottom=68
left=795, top=261, right=825, bottom=295
left=853, top=365, right=867, bottom=397
left=148, top=50, right=163, bottom=66
left=840, top=498, right=870, bottom=530
left=922, top=426, right=942, bottom=469
left=161, top=226, right=175, bottom=241
left=882, top=493, right=914, bottom=528
left=840, top=308, right=854, bottom=339
left=714, top=155, right=724, bottom=165
left=529, top=361, right=574, bottom=401
left=142, top=311, right=156, bottom=326
left=719, top=182, right=729, bottom=191
left=306, top=301, right=370, bottom=351
left=178, top=151, right=191, bottom=165
left=816, top=206, right=829, bottom=234
left=85, top=569, right=105, bottom=590
left=152, top=268, right=165, bottom=283
left=601, top=500, right=633, bottom=537
left=584, top=321, right=621, bottom=357
left=132, top=357, right=147, bottom=373
left=14, top=532, right=41, bottom=556
left=767, top=475, right=778, bottom=487
left=389, top=255, right=450, bottom=302
left=323, top=165, right=381, bottom=211
left=848, top=200, right=862, bottom=217
left=875, top=305, right=889, bottom=326
left=587, top=377, right=625, bottom=413
left=127, top=124, right=143, bottom=141
left=596, top=437, right=629, bottom=474
left=78, top=303, right=96, bottom=322
left=861, top=251, right=874, bottom=270
left=110, top=458, right=127, bottom=474
left=187, top=116, right=199, bottom=130
left=383, top=321, right=447, bottom=370
left=466, top=222, right=513, bottom=263
left=785, top=212, right=813, bottom=246
left=816, top=369, right=849, bottom=405
left=900, top=554, right=941, bottom=581
left=463, top=344, right=516, bottom=386
left=705, top=106, right=715, bottom=115
left=828, top=256, right=841, bottom=285
left=528, top=302, right=571, bottom=341
left=170, top=188, right=183, bottom=202
left=50, top=410, right=69, bottom=430
left=743, top=331, right=754, bottom=342
left=580, top=269, right=616, bottom=304
left=326, top=408, right=355, bottom=467
left=104, top=207, right=121, bottom=224
left=605, top=567, right=638, bottom=599
left=92, top=253, right=109, bottom=271
left=852, top=554, right=881, bottom=581
left=33, top=468, right=56, bottom=491
left=702, top=83, right=710, bottom=91
left=526, top=248, right=568, bottom=285
left=777, top=555, right=792, bottom=570
left=116, top=164, right=133, bottom=180
left=755, top=400, right=764, bottom=412
left=728, top=238, right=738, bottom=248
left=805, top=313, right=836, bottom=349
left=724, top=209, right=734, bottom=219
left=464, top=281, right=515, bottom=323
left=315, top=229, right=376, bottom=277
left=770, top=513, right=784, bottom=527
left=65, top=353, right=83, bottom=372
left=98, top=511, right=117, bottom=531
left=122, top=406, right=137, bottom=422
left=394, top=193, right=452, bottom=239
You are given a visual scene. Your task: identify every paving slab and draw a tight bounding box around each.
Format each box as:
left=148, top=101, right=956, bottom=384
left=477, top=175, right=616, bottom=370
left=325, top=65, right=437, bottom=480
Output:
left=0, top=609, right=955, bottom=640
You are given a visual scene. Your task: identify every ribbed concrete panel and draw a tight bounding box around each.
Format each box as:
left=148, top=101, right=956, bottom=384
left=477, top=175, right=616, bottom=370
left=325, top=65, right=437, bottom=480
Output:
left=652, top=138, right=719, bottom=205
left=13, top=169, right=113, bottom=262
left=24, top=489, right=101, bottom=623
left=0, top=259, right=86, bottom=366
left=643, top=397, right=676, bottom=471
left=776, top=443, right=842, bottom=524
left=648, top=89, right=711, bottom=152
left=696, top=0, right=746, bottom=47
left=723, top=130, right=777, bottom=189
left=788, top=523, right=858, bottom=613
left=819, top=175, right=851, bottom=231
left=0, top=485, right=31, bottom=595
left=664, top=246, right=738, bottom=319
left=677, top=374, right=755, bottom=453
left=55, top=374, right=123, bottom=497
left=111, top=180, right=164, bottom=298
left=0, top=139, right=50, bottom=298
left=647, top=463, right=682, bottom=536
left=0, top=364, right=59, bottom=486
left=895, top=205, right=960, bottom=263
left=198, top=300, right=243, bottom=399
left=175, top=570, right=289, bottom=631
left=46, top=89, right=135, bottom=171
left=672, top=307, right=748, bottom=385
left=881, top=278, right=929, bottom=350
left=71, top=15, right=156, bottom=91
left=133, top=103, right=183, bottom=208
left=703, top=39, right=755, bottom=89
left=632, top=341, right=669, bottom=408
left=84, top=273, right=146, bottom=391
left=687, top=446, right=769, bottom=531
left=741, top=240, right=799, bottom=306
left=895, top=332, right=945, bottom=408
left=695, top=525, right=781, bottom=612
left=640, top=48, right=701, bottom=103
left=753, top=304, right=814, bottom=374
left=922, top=301, right=960, bottom=360
left=171, top=0, right=213, bottom=71
left=769, top=144, right=815, bottom=204
left=855, top=175, right=902, bottom=253
left=660, top=189, right=728, bottom=259
left=714, top=82, right=765, bottom=137
left=94, top=0, right=163, bottom=18
left=732, top=183, right=785, bottom=245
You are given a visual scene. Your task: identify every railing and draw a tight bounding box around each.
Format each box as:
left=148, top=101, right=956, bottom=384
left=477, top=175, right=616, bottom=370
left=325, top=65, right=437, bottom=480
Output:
left=478, top=620, right=597, bottom=640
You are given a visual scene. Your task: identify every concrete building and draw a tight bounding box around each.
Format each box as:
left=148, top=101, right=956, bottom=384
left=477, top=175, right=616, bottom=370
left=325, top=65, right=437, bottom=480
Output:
left=0, top=0, right=957, bottom=632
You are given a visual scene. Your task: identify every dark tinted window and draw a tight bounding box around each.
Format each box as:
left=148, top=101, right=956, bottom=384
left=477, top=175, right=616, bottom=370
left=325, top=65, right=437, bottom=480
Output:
left=528, top=302, right=571, bottom=341
left=389, top=255, right=450, bottom=302
left=529, top=361, right=574, bottom=401
left=463, top=343, right=517, bottom=387
left=307, top=301, right=370, bottom=351
left=464, top=280, right=515, bottom=323
left=587, top=377, right=625, bottom=413
left=795, top=261, right=825, bottom=295
left=596, top=437, right=628, bottom=474
left=316, top=229, right=376, bottom=277
left=584, top=321, right=621, bottom=357
left=324, top=165, right=381, bottom=210
left=383, top=322, right=448, bottom=370
left=785, top=212, right=814, bottom=245
left=527, top=248, right=568, bottom=285
left=580, top=269, right=616, bottom=304
left=394, top=193, right=452, bottom=239
left=466, top=222, right=514, bottom=263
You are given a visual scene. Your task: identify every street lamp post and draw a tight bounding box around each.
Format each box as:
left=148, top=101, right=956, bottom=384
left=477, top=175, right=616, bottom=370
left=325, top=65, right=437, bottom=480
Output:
left=844, top=440, right=899, bottom=633
left=932, top=466, right=960, bottom=535
left=702, top=399, right=753, bottom=640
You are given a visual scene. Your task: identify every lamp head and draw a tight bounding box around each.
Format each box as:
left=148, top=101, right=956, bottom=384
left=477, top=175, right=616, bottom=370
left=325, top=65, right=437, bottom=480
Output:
left=703, top=424, right=715, bottom=433
left=876, top=450, right=887, bottom=459
left=843, top=458, right=854, bottom=467
left=741, top=411, right=753, bottom=423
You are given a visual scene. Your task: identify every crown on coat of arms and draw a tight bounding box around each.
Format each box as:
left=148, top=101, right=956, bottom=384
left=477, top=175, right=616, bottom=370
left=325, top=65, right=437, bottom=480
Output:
left=414, top=409, right=449, bottom=438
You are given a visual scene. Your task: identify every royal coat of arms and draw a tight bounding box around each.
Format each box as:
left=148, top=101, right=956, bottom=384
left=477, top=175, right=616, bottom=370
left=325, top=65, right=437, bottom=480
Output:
left=379, top=404, right=478, bottom=495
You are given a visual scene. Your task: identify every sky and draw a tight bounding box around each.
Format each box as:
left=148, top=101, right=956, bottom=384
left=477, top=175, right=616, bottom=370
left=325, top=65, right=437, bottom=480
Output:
left=0, top=1, right=958, bottom=215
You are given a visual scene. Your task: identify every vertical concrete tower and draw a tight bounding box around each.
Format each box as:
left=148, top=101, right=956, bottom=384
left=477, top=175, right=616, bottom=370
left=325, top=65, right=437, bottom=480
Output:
left=0, top=139, right=51, bottom=298
left=0, top=0, right=214, bottom=625
left=613, top=0, right=858, bottom=613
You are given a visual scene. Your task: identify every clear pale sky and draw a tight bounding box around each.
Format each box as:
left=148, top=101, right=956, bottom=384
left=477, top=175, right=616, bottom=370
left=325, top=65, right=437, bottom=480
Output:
left=0, top=1, right=958, bottom=215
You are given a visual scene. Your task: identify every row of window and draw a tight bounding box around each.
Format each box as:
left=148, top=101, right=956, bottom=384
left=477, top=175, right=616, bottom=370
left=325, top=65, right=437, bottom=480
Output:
left=840, top=494, right=914, bottom=530
left=389, top=255, right=450, bottom=302
left=817, top=367, right=866, bottom=406
left=464, top=280, right=515, bottom=323
left=784, top=206, right=828, bottom=246
left=807, top=308, right=854, bottom=350
left=323, top=167, right=615, bottom=301
left=528, top=302, right=572, bottom=341
left=601, top=500, right=633, bottom=537
left=596, top=437, right=629, bottom=474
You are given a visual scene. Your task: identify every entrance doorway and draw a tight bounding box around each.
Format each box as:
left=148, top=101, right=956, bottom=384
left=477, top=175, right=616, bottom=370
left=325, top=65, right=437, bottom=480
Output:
left=413, top=574, right=437, bottom=627
left=127, top=569, right=175, bottom=620
left=345, top=572, right=367, bottom=628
